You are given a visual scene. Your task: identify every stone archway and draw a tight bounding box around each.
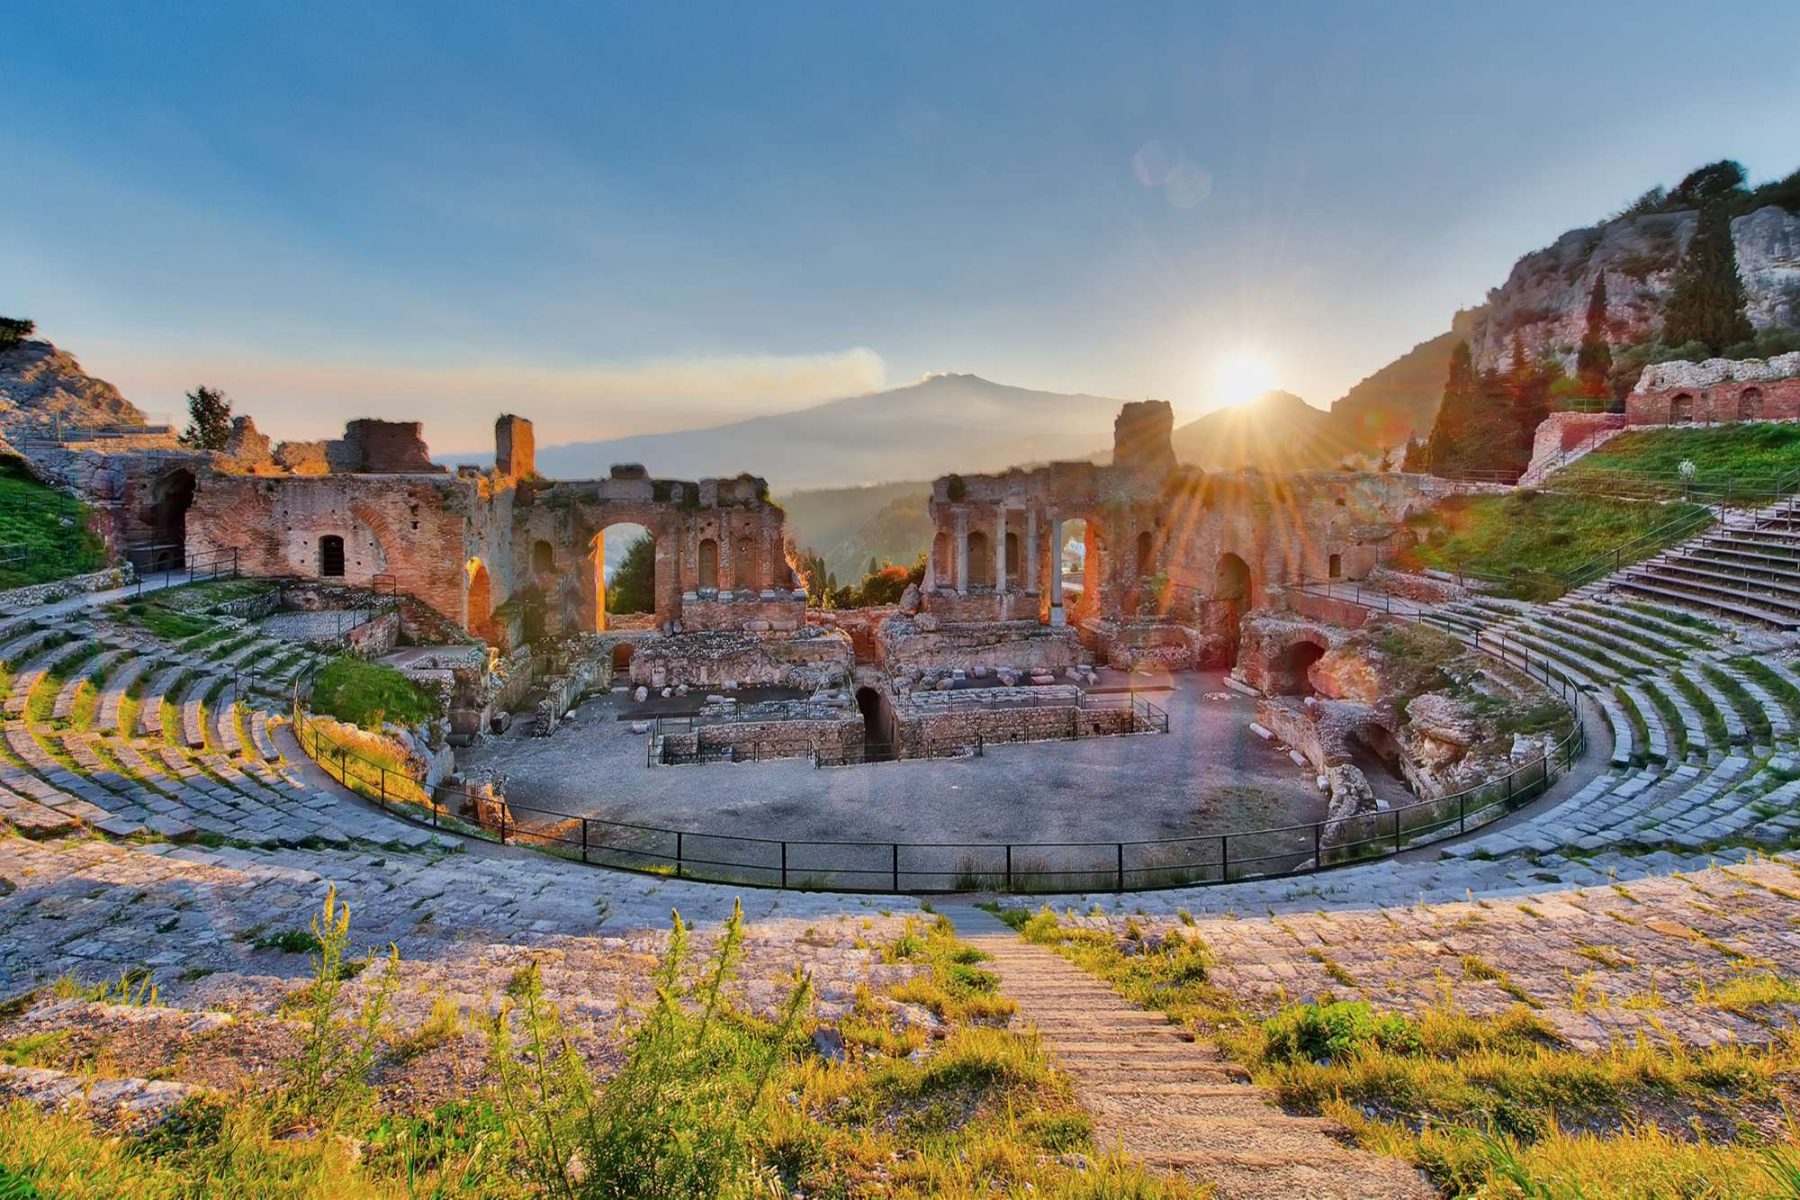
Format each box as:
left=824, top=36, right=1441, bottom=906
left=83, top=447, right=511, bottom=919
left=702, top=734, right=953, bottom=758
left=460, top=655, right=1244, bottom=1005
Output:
left=1671, top=393, right=1695, bottom=423
left=698, top=537, right=720, bottom=589
left=855, top=686, right=896, bottom=761
left=466, top=558, right=496, bottom=642
left=1212, top=552, right=1252, bottom=665
left=596, top=522, right=656, bottom=631
left=966, top=530, right=993, bottom=589
left=1739, top=387, right=1764, bottom=422
left=141, top=468, right=196, bottom=571
left=1267, top=639, right=1326, bottom=695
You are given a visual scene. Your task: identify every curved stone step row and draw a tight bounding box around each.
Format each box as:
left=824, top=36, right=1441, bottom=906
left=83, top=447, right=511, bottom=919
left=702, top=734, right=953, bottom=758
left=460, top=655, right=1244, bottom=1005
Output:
left=2, top=638, right=100, bottom=720
left=94, top=656, right=155, bottom=735
left=48, top=647, right=127, bottom=724
left=1564, top=601, right=1710, bottom=655
left=1675, top=666, right=1750, bottom=746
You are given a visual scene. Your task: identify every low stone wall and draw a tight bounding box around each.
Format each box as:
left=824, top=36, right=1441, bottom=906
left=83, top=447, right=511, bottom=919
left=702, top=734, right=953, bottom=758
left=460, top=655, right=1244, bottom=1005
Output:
left=341, top=610, right=401, bottom=658
left=1081, top=618, right=1205, bottom=671
left=660, top=714, right=864, bottom=762
left=876, top=615, right=1082, bottom=674
left=212, top=587, right=283, bottom=621
left=896, top=700, right=1133, bottom=754
left=0, top=564, right=134, bottom=610
left=681, top=591, right=807, bottom=632
left=628, top=628, right=853, bottom=690
left=1518, top=411, right=1626, bottom=484
left=918, top=588, right=1043, bottom=623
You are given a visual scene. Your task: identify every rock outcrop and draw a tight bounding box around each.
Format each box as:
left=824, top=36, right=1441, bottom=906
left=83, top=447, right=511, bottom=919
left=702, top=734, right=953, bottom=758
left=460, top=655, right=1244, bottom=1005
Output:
left=0, top=340, right=154, bottom=438
left=1466, top=205, right=1800, bottom=374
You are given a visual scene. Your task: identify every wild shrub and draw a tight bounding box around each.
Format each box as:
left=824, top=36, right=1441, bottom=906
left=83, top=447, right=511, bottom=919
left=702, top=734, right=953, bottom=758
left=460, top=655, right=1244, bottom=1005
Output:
left=1261, top=1000, right=1421, bottom=1064
left=280, top=885, right=398, bottom=1134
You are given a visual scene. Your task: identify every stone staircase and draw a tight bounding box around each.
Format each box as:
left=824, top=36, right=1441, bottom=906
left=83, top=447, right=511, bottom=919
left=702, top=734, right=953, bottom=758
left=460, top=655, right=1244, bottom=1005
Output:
left=1609, top=498, right=1800, bottom=629
left=946, top=906, right=1434, bottom=1200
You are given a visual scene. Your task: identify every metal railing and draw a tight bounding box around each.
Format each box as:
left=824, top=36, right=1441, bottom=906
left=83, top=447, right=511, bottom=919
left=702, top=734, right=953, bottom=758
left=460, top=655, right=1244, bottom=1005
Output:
left=128, top=548, right=241, bottom=595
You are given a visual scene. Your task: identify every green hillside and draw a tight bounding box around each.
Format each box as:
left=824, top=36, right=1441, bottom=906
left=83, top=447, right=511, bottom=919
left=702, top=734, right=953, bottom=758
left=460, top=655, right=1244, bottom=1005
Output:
left=0, top=456, right=106, bottom=589
left=779, top=480, right=933, bottom=581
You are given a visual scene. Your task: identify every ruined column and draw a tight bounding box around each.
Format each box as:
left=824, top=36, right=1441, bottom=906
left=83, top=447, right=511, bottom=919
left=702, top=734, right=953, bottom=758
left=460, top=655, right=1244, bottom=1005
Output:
left=994, top=505, right=1008, bottom=595
left=1048, top=516, right=1065, bottom=625
left=1025, top=509, right=1038, bottom=593
left=954, top=508, right=970, bottom=594
left=924, top=540, right=937, bottom=593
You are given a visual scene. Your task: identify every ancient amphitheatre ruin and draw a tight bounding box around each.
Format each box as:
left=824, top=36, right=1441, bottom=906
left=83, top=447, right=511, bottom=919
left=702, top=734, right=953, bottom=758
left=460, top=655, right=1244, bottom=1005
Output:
left=9, top=316, right=1800, bottom=1194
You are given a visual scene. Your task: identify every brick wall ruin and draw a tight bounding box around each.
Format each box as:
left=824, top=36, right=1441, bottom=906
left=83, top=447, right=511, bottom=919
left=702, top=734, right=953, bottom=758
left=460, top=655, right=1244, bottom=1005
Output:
left=1626, top=352, right=1800, bottom=427
left=912, top=399, right=1463, bottom=670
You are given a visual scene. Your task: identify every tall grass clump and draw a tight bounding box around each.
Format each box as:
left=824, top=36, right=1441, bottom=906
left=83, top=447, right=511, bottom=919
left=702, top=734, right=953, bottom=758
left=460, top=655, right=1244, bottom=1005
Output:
left=488, top=898, right=811, bottom=1198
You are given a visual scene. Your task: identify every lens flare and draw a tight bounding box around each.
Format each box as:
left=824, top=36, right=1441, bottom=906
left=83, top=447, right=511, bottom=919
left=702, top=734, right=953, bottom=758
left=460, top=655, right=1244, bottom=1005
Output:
left=1212, top=352, right=1276, bottom=406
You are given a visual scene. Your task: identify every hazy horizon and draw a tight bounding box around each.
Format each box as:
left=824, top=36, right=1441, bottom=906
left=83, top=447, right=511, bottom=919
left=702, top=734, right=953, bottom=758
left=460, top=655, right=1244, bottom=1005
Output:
left=6, top=1, right=1800, bottom=453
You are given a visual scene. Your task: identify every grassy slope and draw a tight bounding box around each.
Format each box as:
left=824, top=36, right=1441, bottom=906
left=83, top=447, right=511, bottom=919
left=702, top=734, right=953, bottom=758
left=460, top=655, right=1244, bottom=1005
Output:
left=310, top=657, right=443, bottom=730
left=1561, top=424, right=1800, bottom=490
left=0, top=459, right=106, bottom=589
left=1392, top=491, right=1706, bottom=596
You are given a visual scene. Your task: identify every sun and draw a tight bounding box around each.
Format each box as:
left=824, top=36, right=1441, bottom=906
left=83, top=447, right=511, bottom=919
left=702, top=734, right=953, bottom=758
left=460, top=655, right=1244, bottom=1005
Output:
left=1212, top=351, right=1277, bottom=406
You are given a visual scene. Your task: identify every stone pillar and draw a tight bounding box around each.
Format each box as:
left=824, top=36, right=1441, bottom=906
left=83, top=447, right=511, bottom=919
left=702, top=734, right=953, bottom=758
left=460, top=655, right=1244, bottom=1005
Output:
left=1048, top=516, right=1065, bottom=625
left=1025, top=509, right=1038, bottom=593
left=995, top=505, right=1008, bottom=595
left=954, top=509, right=970, bottom=594
left=925, top=540, right=937, bottom=593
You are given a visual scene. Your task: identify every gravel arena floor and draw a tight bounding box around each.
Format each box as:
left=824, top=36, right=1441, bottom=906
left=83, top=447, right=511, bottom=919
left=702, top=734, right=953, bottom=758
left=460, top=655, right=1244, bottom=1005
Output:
left=463, top=668, right=1412, bottom=847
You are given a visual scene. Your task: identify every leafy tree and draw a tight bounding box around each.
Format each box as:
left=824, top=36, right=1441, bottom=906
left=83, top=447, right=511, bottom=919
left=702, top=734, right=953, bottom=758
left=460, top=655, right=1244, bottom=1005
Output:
left=0, top=316, right=33, bottom=351
left=1576, top=272, right=1613, bottom=398
left=1668, top=160, right=1747, bottom=210
left=180, top=385, right=234, bottom=450
left=605, top=533, right=656, bottom=613
left=1662, top=207, right=1754, bottom=353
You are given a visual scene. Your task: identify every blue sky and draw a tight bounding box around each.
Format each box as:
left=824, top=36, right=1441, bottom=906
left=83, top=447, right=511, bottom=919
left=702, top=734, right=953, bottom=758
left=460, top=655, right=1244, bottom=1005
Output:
left=6, top=1, right=1799, bottom=452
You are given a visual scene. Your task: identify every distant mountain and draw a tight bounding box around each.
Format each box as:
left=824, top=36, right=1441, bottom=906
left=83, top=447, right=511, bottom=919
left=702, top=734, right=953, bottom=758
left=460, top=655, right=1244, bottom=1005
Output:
left=1168, top=390, right=1361, bottom=472
left=531, top=373, right=1132, bottom=489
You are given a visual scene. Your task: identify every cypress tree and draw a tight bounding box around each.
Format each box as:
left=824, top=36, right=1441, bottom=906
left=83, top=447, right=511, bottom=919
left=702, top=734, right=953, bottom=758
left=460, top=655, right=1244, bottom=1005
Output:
left=1575, top=273, right=1613, bottom=398
left=1425, top=340, right=1477, bottom=474
left=1663, top=208, right=1754, bottom=353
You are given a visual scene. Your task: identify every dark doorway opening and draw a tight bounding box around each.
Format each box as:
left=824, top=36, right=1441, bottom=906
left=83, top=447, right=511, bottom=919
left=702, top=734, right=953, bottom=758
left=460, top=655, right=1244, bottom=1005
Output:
left=855, top=687, right=895, bottom=762
left=143, top=469, right=196, bottom=572
left=320, top=535, right=346, bottom=577
left=1269, top=641, right=1326, bottom=695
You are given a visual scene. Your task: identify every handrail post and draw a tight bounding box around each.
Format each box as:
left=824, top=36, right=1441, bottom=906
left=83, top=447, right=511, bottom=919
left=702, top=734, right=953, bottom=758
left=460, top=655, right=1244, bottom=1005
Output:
left=1220, top=834, right=1228, bottom=882
left=1116, top=842, right=1124, bottom=892
left=781, top=841, right=788, bottom=888
left=581, top=818, right=589, bottom=863
left=1005, top=843, right=1013, bottom=891
left=891, top=842, right=900, bottom=892
left=676, top=831, right=684, bottom=878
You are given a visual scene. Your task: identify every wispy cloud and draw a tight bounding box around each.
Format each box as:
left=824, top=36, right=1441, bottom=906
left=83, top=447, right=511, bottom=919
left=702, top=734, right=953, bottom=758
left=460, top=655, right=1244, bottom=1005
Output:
left=81, top=344, right=888, bottom=453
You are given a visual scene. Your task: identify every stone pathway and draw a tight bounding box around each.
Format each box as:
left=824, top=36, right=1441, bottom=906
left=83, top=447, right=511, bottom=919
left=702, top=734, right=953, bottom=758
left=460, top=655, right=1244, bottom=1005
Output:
left=945, top=905, right=1433, bottom=1200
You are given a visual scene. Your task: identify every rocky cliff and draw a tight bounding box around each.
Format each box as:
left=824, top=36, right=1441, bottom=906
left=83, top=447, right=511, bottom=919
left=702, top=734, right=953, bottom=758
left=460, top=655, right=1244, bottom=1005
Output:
left=1467, top=205, right=1800, bottom=373
left=0, top=340, right=148, bottom=437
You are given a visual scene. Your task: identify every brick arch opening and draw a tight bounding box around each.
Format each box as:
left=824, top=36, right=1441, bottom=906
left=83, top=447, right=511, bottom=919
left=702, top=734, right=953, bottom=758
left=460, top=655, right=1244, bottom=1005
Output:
left=596, top=522, right=655, bottom=631
left=855, top=686, right=896, bottom=761
left=1267, top=638, right=1326, bottom=695
left=319, top=535, right=345, bottom=578
left=1671, top=392, right=1695, bottom=423
left=141, top=468, right=196, bottom=572
left=532, top=539, right=554, bottom=574
left=697, top=537, right=719, bottom=589
left=1213, top=552, right=1252, bottom=664
left=966, top=529, right=993, bottom=589
left=466, top=558, right=496, bottom=642
left=1740, top=387, right=1764, bottom=421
